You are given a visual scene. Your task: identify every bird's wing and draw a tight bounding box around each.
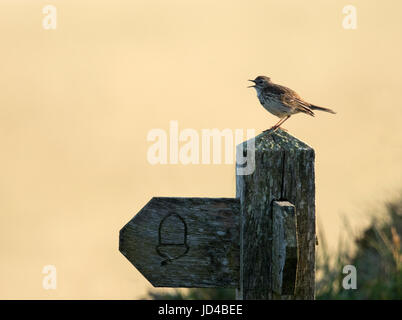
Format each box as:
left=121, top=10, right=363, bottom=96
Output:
left=279, top=87, right=315, bottom=117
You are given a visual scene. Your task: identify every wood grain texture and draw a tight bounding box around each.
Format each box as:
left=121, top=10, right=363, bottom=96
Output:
left=272, top=201, right=297, bottom=299
left=119, top=197, right=240, bottom=288
left=236, top=129, right=315, bottom=300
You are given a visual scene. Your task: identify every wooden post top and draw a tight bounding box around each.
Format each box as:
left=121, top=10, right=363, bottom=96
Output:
left=237, top=128, right=314, bottom=152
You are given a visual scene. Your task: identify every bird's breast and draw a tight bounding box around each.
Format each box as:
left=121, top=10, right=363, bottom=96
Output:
left=257, top=91, right=290, bottom=118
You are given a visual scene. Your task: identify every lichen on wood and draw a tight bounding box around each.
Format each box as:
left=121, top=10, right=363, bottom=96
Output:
left=236, top=129, right=315, bottom=300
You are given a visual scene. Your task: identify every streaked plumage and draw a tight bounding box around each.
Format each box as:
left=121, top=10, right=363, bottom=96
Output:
left=249, top=76, right=335, bottom=131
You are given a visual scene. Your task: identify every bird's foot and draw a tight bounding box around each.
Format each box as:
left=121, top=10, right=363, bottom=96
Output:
left=263, top=126, right=287, bottom=133
left=263, top=126, right=279, bottom=133
left=278, top=126, right=288, bottom=132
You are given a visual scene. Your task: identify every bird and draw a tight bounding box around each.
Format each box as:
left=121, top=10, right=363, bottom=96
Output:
left=248, top=76, right=335, bottom=131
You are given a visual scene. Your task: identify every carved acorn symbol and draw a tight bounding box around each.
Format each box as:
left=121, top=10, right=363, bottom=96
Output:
left=156, top=213, right=189, bottom=266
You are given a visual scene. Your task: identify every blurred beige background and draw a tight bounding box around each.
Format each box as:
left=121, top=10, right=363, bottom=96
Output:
left=0, top=0, right=401, bottom=299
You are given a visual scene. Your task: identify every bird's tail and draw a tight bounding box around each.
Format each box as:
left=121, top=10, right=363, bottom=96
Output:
left=309, top=105, right=336, bottom=114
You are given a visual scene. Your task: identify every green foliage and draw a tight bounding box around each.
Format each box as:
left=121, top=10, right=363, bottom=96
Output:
left=316, top=195, right=402, bottom=300
left=146, top=288, right=235, bottom=300
left=146, top=195, right=402, bottom=300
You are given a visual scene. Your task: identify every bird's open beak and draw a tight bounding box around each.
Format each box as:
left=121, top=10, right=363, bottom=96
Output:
left=247, top=79, right=256, bottom=88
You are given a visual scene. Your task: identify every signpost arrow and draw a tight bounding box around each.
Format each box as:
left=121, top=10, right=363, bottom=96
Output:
left=119, top=197, right=240, bottom=288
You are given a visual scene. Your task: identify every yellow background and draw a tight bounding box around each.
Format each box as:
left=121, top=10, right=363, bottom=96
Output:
left=0, top=0, right=401, bottom=298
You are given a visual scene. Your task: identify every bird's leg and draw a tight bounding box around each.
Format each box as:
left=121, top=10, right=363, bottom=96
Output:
left=264, top=116, right=290, bottom=132
left=276, top=115, right=290, bottom=130
left=264, top=118, right=285, bottom=132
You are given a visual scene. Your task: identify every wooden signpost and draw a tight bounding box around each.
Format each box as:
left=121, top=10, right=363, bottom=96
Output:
left=120, top=197, right=240, bottom=288
left=119, top=129, right=316, bottom=299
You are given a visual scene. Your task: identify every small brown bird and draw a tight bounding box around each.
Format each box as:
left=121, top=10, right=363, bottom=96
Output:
left=248, top=76, right=335, bottom=131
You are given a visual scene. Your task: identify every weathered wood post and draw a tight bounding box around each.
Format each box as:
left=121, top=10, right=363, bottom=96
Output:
left=236, top=129, right=315, bottom=299
left=119, top=129, right=316, bottom=300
